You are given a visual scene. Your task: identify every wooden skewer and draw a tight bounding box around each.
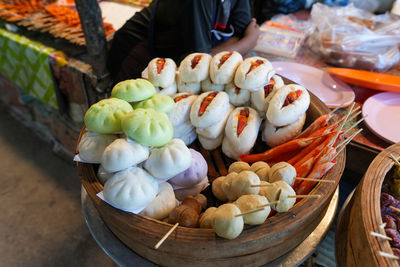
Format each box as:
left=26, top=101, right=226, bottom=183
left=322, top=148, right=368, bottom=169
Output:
left=342, top=115, right=367, bottom=136
left=370, top=231, right=392, bottom=241
left=294, top=177, right=335, bottom=183
left=336, top=128, right=363, bottom=150
left=260, top=200, right=280, bottom=207
left=251, top=184, right=275, bottom=187
left=344, top=110, right=362, bottom=125
left=154, top=222, right=179, bottom=249
left=235, top=207, right=266, bottom=217
left=332, top=129, right=363, bottom=160
left=235, top=201, right=280, bottom=217
left=379, top=251, right=399, bottom=260
left=328, top=105, right=341, bottom=116
left=389, top=154, right=400, bottom=167
left=288, top=195, right=320, bottom=199
left=389, top=206, right=400, bottom=213
left=331, top=106, right=361, bottom=127
left=329, top=102, right=355, bottom=150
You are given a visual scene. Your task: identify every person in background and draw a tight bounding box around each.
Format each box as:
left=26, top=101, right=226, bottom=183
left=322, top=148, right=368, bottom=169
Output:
left=251, top=0, right=307, bottom=24
left=107, top=0, right=260, bottom=84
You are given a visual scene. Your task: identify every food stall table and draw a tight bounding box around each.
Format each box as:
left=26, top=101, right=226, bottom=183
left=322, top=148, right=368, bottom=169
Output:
left=81, top=186, right=339, bottom=266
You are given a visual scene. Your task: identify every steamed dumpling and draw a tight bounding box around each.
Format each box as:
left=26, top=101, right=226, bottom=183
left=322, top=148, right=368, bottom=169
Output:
left=260, top=180, right=296, bottom=212
left=84, top=98, right=133, bottom=134
left=268, top=162, right=296, bottom=186
left=199, top=207, right=217, bottom=229
left=258, top=181, right=275, bottom=199
left=78, top=132, right=118, bottom=163
left=212, top=203, right=244, bottom=239
left=250, top=161, right=270, bottom=181
left=139, top=182, right=177, bottom=220
left=224, top=171, right=260, bottom=201
left=103, top=167, right=158, bottom=210
left=111, top=78, right=156, bottom=102
left=221, top=172, right=238, bottom=200
left=234, top=194, right=270, bottom=225
left=228, top=161, right=250, bottom=174
left=133, top=93, right=175, bottom=113
left=101, top=138, right=149, bottom=172
left=212, top=176, right=228, bottom=202
left=143, top=139, right=192, bottom=179
left=168, top=149, right=207, bottom=187
left=122, top=108, right=173, bottom=147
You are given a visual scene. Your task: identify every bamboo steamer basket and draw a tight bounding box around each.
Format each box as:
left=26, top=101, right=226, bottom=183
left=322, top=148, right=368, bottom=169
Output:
left=336, top=143, right=400, bottom=267
left=77, top=90, right=345, bottom=266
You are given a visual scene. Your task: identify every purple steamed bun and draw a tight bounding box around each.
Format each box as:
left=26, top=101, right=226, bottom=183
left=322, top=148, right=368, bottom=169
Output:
left=173, top=177, right=209, bottom=201
left=168, top=148, right=208, bottom=187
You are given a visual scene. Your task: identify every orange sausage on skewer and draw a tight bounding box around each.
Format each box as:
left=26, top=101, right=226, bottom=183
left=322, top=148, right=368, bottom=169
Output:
left=239, top=135, right=320, bottom=163
left=292, top=132, right=337, bottom=188
left=296, top=160, right=336, bottom=196
left=287, top=134, right=328, bottom=165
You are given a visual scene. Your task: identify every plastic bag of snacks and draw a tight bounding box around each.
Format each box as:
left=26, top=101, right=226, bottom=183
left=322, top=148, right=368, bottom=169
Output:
left=253, top=14, right=312, bottom=58
left=307, top=3, right=400, bottom=72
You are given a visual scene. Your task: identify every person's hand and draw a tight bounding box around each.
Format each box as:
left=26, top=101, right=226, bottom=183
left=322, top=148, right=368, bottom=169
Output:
left=243, top=18, right=260, bottom=49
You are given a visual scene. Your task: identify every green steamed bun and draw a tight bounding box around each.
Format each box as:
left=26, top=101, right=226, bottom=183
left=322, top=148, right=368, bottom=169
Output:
left=122, top=108, right=173, bottom=147
left=111, top=79, right=156, bottom=102
left=84, top=98, right=133, bottom=134
left=132, top=93, right=175, bottom=113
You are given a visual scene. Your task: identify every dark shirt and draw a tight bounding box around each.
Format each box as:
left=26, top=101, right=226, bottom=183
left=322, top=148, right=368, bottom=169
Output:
left=107, top=0, right=251, bottom=81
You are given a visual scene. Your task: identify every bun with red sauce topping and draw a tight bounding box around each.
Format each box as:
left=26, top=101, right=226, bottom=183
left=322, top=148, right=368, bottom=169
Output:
left=168, top=93, right=197, bottom=127
left=154, top=82, right=177, bottom=96
left=148, top=58, right=177, bottom=88
left=209, top=51, right=243, bottom=85
left=201, top=76, right=224, bottom=92
left=178, top=53, right=212, bottom=83
left=234, top=57, right=275, bottom=91
left=262, top=113, right=306, bottom=147
left=190, top=91, right=230, bottom=128
left=225, top=82, right=250, bottom=107
left=198, top=133, right=224, bottom=150
left=266, top=84, right=310, bottom=127
left=176, top=73, right=201, bottom=94
left=222, top=107, right=262, bottom=159
left=196, top=105, right=233, bottom=139
left=168, top=93, right=198, bottom=145
left=173, top=120, right=197, bottom=146
left=251, top=75, right=284, bottom=114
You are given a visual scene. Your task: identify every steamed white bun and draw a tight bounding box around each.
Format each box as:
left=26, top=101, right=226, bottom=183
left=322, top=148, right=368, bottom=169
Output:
left=97, top=165, right=115, bottom=184
left=103, top=167, right=158, bottom=210
left=78, top=132, right=118, bottom=163
left=101, top=138, right=149, bottom=172
left=143, top=138, right=192, bottom=179
left=140, top=182, right=177, bottom=220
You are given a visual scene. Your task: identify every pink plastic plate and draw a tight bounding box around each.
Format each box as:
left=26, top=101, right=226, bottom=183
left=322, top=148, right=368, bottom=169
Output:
left=271, top=61, right=355, bottom=108
left=362, top=92, right=400, bottom=144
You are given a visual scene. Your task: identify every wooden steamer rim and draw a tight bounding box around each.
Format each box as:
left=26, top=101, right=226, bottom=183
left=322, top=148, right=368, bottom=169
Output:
left=336, top=143, right=400, bottom=267
left=77, top=90, right=346, bottom=266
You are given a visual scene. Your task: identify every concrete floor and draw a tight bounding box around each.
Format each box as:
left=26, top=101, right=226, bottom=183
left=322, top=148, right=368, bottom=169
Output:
left=0, top=104, right=116, bottom=267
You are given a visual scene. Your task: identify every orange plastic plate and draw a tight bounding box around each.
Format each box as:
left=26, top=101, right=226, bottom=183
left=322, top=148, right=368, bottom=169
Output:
left=327, top=68, right=400, bottom=93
